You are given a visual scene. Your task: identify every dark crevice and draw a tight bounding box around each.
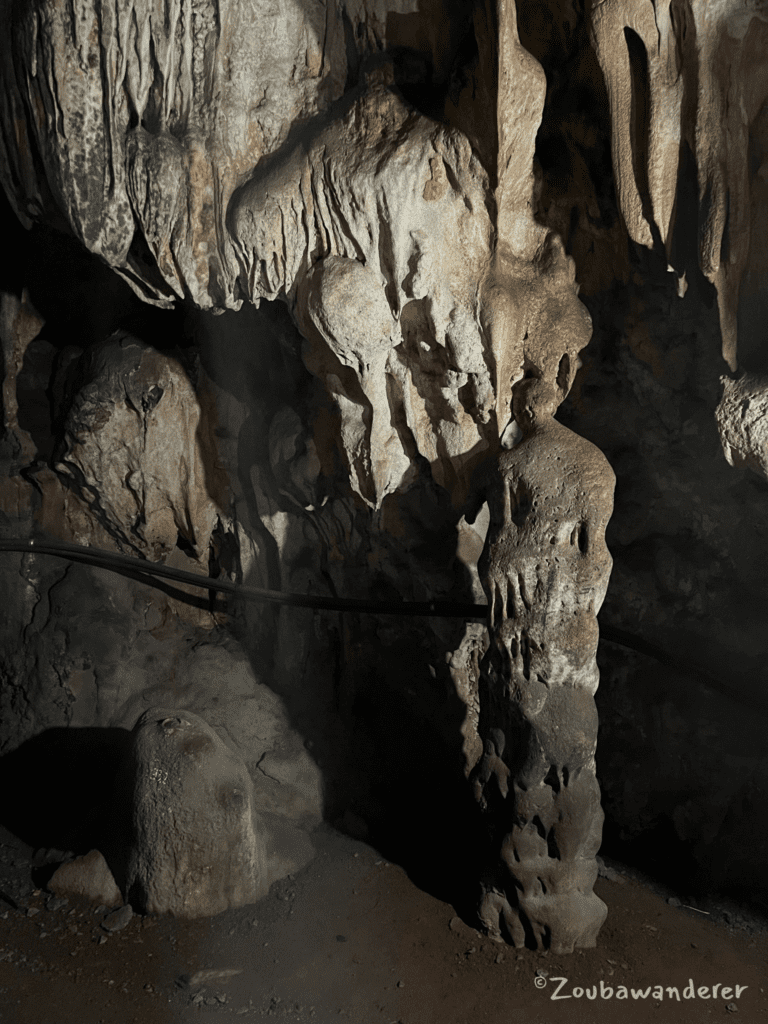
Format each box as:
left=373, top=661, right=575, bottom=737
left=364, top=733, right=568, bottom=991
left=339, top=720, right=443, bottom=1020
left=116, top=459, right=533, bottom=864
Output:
left=510, top=482, right=533, bottom=527
left=556, top=352, right=571, bottom=395
left=531, top=815, right=547, bottom=841
left=519, top=909, right=538, bottom=950
left=543, top=764, right=560, bottom=794
left=578, top=522, right=588, bottom=554
left=0, top=728, right=132, bottom=852
left=623, top=28, right=652, bottom=228
left=546, top=828, right=560, bottom=861
left=175, top=532, right=196, bottom=558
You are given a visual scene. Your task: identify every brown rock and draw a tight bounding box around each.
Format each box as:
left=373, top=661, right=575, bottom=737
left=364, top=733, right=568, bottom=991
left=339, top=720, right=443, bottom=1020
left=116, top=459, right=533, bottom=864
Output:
left=56, top=333, right=218, bottom=563
left=112, top=707, right=309, bottom=918
left=48, top=850, right=122, bottom=907
left=101, top=905, right=133, bottom=932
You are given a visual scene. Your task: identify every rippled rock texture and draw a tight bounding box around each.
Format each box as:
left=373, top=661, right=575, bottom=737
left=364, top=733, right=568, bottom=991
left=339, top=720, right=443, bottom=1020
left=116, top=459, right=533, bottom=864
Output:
left=469, top=379, right=615, bottom=951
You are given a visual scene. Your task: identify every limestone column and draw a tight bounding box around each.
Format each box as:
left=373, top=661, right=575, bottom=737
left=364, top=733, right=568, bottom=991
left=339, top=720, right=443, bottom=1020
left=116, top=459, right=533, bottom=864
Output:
left=467, top=378, right=615, bottom=953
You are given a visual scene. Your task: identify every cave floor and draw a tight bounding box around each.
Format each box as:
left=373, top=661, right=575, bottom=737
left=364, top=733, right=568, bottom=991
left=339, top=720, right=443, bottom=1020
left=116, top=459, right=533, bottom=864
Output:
left=0, top=823, right=766, bottom=1024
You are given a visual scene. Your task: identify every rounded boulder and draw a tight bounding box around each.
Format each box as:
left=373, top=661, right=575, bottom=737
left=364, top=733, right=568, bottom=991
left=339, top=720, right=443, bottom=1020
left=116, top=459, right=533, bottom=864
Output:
left=115, top=707, right=269, bottom=918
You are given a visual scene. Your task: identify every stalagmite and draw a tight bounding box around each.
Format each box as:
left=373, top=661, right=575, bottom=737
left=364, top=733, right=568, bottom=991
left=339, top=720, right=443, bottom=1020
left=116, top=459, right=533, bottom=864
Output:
left=467, top=378, right=615, bottom=953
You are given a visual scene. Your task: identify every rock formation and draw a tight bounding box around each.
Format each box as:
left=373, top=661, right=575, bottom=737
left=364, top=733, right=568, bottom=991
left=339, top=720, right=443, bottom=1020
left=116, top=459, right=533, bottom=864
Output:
left=48, top=849, right=123, bottom=907
left=112, top=707, right=271, bottom=918
left=2, top=0, right=768, bottom=933
left=586, top=0, right=768, bottom=372
left=54, top=332, right=218, bottom=562
left=467, top=377, right=615, bottom=951
left=716, top=373, right=768, bottom=480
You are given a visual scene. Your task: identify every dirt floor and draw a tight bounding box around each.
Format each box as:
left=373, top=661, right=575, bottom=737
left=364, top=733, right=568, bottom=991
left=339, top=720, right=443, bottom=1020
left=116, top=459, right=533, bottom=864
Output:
left=0, top=822, right=766, bottom=1024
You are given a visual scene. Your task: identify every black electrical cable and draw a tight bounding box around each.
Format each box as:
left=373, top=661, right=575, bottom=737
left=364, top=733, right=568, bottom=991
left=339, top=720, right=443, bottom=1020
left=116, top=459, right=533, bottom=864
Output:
left=0, top=538, right=488, bottom=618
left=1, top=536, right=766, bottom=718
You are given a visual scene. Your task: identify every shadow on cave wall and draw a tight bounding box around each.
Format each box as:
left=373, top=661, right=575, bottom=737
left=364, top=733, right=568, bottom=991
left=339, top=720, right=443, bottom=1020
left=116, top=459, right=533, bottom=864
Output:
left=515, top=0, right=768, bottom=913
left=185, top=292, right=489, bottom=915
left=323, top=610, right=487, bottom=917
left=0, top=190, right=188, bottom=357
left=0, top=727, right=132, bottom=857
left=0, top=194, right=488, bottom=918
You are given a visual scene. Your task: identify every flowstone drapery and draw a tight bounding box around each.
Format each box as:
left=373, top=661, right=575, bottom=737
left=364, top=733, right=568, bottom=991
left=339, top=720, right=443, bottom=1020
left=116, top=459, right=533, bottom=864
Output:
left=467, top=378, right=615, bottom=952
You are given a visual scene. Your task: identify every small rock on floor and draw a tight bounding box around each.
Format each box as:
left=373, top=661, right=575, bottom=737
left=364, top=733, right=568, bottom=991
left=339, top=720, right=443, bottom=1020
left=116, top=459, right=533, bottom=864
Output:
left=33, top=849, right=74, bottom=868
left=179, top=968, right=243, bottom=988
left=48, top=850, right=122, bottom=906
left=596, top=857, right=625, bottom=884
left=102, top=905, right=133, bottom=932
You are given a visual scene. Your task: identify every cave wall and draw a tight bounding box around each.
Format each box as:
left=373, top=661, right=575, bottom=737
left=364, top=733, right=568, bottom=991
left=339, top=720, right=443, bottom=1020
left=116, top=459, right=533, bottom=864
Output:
left=1, top=0, right=768, bottom=912
left=516, top=3, right=768, bottom=900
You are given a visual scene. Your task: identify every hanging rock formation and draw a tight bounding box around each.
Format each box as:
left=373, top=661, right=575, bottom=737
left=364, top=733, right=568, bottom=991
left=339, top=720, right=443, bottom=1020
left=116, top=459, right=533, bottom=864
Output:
left=0, top=0, right=595, bottom=509
left=0, top=0, right=475, bottom=312
left=230, top=75, right=495, bottom=506
left=586, top=0, right=768, bottom=370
